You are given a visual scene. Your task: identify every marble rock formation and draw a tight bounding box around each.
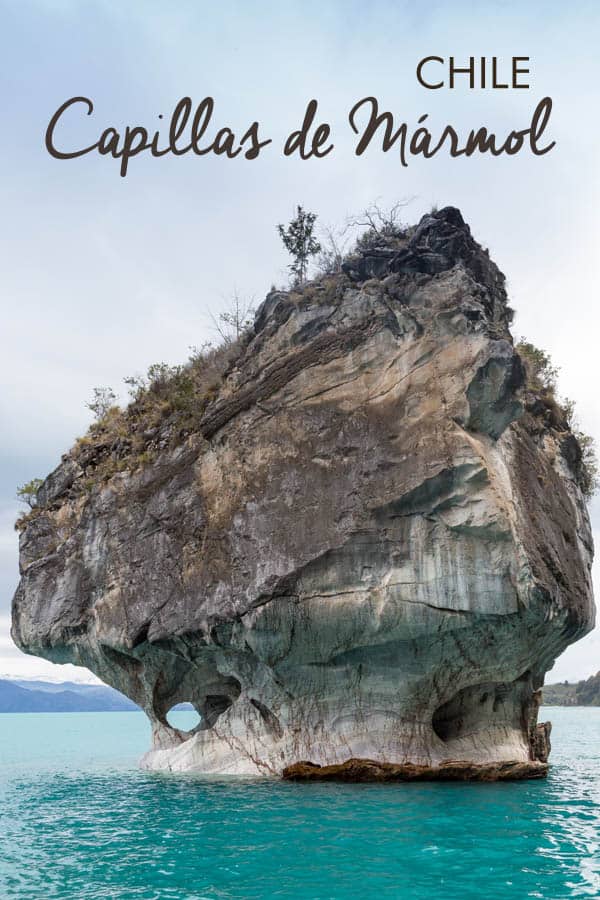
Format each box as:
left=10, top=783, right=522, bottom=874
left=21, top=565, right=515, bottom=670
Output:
left=12, top=207, right=595, bottom=778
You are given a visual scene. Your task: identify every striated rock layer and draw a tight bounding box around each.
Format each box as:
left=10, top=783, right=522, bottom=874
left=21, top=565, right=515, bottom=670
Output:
left=282, top=758, right=549, bottom=782
left=12, top=208, right=594, bottom=777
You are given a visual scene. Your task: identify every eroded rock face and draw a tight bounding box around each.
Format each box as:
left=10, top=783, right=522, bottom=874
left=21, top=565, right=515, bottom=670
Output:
left=12, top=208, right=595, bottom=776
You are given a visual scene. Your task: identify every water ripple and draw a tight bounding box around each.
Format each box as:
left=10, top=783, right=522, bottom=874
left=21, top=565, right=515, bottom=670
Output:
left=0, top=708, right=599, bottom=899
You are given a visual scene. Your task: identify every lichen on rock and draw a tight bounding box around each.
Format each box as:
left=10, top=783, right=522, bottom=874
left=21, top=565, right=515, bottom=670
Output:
left=12, top=207, right=595, bottom=778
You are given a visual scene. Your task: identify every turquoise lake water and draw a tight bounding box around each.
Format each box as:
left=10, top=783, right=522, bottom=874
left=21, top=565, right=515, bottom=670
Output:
left=0, top=707, right=599, bottom=899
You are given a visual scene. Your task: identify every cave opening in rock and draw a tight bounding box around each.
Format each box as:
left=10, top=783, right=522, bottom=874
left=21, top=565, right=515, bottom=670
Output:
left=432, top=682, right=505, bottom=743
left=166, top=704, right=202, bottom=731
left=199, top=693, right=234, bottom=728
left=432, top=678, right=528, bottom=748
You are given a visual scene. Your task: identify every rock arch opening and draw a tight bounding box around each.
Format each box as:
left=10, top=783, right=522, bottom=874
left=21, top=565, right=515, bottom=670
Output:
left=166, top=704, right=201, bottom=731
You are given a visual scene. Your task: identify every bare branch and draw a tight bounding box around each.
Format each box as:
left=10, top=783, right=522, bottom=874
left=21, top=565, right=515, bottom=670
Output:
left=208, top=291, right=255, bottom=345
left=345, top=196, right=416, bottom=236
left=315, top=224, right=351, bottom=276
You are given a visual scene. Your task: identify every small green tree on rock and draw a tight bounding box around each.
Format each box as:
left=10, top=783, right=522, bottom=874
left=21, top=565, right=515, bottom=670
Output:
left=277, top=206, right=321, bottom=285
left=17, top=478, right=43, bottom=509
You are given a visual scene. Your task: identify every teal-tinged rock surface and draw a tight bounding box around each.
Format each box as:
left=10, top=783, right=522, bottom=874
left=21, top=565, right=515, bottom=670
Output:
left=12, top=209, right=595, bottom=775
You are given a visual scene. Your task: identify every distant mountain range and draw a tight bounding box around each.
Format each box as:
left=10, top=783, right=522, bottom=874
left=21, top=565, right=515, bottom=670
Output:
left=543, top=672, right=600, bottom=706
left=0, top=677, right=195, bottom=713
left=0, top=678, right=139, bottom=712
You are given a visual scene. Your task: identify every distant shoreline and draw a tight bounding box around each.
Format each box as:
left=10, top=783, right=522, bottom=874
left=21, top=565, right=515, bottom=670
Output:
left=542, top=674, right=600, bottom=707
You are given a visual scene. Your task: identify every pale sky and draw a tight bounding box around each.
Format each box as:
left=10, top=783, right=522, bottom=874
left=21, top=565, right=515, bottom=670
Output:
left=1, top=0, right=598, bottom=683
